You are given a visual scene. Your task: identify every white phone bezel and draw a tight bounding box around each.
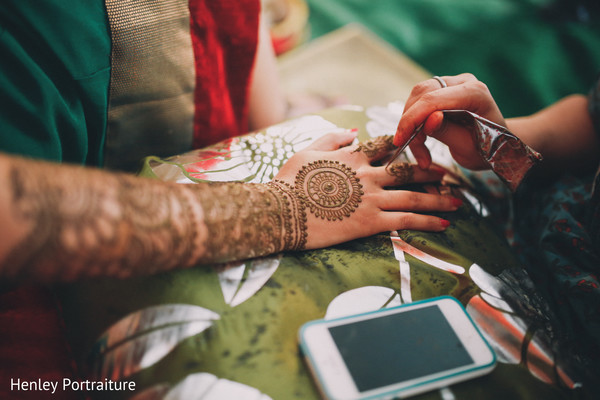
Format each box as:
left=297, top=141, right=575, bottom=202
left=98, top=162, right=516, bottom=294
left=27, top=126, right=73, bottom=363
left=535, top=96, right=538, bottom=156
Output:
left=299, top=296, right=496, bottom=400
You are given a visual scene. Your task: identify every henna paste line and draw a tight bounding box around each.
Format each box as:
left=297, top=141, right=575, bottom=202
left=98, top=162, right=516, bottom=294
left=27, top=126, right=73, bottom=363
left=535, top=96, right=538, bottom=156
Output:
left=353, top=135, right=396, bottom=159
left=386, top=162, right=415, bottom=186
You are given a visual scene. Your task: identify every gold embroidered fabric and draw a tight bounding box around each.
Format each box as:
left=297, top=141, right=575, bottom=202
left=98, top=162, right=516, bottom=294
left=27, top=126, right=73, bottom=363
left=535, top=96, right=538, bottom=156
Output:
left=104, top=0, right=195, bottom=171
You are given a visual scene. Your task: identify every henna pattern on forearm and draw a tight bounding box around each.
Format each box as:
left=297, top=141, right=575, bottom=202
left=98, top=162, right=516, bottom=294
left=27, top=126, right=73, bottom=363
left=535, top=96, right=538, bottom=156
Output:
left=353, top=135, right=395, bottom=159
left=2, top=160, right=308, bottom=282
left=265, top=180, right=307, bottom=251
left=294, top=160, right=363, bottom=221
left=3, top=164, right=202, bottom=281
left=386, top=162, right=414, bottom=185
left=192, top=181, right=307, bottom=259
left=2, top=156, right=363, bottom=282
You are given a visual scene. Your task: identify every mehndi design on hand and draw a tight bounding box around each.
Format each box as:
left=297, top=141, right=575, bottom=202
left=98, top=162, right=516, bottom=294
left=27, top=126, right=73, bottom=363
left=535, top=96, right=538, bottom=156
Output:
left=353, top=135, right=396, bottom=159
left=294, top=160, right=364, bottom=221
left=386, top=162, right=415, bottom=186
left=265, top=180, right=308, bottom=251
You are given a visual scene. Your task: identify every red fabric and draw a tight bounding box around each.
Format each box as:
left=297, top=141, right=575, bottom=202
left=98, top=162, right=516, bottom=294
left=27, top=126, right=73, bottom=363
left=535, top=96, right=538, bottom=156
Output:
left=0, top=285, right=79, bottom=400
left=0, top=4, right=261, bottom=397
left=189, top=0, right=261, bottom=149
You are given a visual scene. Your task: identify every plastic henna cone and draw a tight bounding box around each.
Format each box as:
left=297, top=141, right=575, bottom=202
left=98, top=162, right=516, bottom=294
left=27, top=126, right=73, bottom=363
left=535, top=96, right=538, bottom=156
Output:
left=442, top=110, right=543, bottom=191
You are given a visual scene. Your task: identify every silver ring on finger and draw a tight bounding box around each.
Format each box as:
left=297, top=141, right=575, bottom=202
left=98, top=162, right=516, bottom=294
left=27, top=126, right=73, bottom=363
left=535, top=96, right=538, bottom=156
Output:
left=432, top=75, right=447, bottom=88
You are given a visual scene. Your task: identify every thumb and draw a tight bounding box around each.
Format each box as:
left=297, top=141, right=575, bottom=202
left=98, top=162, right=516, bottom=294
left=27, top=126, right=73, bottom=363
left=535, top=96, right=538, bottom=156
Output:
left=423, top=111, right=444, bottom=136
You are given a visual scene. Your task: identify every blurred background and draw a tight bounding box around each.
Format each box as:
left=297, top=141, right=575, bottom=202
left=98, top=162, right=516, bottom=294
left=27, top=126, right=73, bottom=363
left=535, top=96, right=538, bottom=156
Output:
left=262, top=0, right=600, bottom=118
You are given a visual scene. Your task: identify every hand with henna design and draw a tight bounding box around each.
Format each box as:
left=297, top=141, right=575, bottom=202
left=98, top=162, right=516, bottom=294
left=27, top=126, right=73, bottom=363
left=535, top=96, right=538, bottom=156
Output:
left=0, top=131, right=460, bottom=282
left=273, top=130, right=462, bottom=250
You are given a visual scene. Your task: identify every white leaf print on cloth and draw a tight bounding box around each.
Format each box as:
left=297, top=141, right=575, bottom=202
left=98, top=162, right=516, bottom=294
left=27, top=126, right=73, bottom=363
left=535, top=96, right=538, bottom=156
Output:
left=158, top=115, right=345, bottom=184
left=129, top=372, right=273, bottom=400
left=217, top=256, right=281, bottom=307
left=324, top=286, right=402, bottom=320
left=390, top=234, right=466, bottom=274
left=90, top=304, right=219, bottom=381
left=365, top=101, right=405, bottom=138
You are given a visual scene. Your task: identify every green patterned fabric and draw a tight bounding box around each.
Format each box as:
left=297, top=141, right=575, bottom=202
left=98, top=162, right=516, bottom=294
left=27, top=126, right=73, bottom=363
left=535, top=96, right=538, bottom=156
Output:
left=59, top=108, right=592, bottom=399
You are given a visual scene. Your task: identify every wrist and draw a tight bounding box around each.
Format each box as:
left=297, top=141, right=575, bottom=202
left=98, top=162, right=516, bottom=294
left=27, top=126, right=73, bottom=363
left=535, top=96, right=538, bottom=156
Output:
left=265, top=180, right=308, bottom=251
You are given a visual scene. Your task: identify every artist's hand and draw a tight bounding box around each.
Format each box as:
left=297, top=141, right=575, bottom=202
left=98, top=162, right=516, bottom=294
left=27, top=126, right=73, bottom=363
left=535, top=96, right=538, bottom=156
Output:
left=273, top=131, right=462, bottom=250
left=395, top=73, right=507, bottom=170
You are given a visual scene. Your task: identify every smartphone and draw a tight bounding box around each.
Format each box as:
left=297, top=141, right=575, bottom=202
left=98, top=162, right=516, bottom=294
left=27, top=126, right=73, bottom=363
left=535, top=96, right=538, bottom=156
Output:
left=299, top=296, right=496, bottom=400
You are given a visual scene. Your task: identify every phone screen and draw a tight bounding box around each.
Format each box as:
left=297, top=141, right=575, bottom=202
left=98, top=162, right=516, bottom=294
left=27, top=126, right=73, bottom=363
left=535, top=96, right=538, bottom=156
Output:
left=328, top=304, right=474, bottom=392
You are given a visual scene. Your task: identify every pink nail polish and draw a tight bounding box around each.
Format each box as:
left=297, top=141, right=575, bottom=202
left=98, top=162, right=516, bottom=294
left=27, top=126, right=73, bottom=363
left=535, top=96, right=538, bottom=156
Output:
left=440, top=219, right=451, bottom=228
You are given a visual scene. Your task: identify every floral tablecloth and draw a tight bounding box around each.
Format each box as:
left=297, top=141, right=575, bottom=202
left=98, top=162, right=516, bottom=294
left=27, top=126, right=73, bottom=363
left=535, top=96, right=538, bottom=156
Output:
left=59, top=105, right=586, bottom=399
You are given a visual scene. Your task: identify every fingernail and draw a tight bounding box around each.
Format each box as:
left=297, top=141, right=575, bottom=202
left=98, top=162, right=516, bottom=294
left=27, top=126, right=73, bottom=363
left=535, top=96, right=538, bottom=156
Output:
left=346, top=128, right=358, bottom=135
left=440, top=219, right=451, bottom=228
left=451, top=198, right=463, bottom=207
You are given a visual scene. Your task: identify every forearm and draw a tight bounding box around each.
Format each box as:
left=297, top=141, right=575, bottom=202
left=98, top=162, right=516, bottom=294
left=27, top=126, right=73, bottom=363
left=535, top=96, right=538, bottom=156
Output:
left=507, top=94, right=600, bottom=175
left=0, top=154, right=298, bottom=283
left=247, top=12, right=287, bottom=130
left=0, top=131, right=463, bottom=283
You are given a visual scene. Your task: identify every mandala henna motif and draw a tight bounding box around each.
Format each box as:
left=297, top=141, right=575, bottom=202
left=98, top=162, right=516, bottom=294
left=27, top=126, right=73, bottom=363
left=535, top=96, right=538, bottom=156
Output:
left=295, top=160, right=363, bottom=221
left=353, top=135, right=395, bottom=159
left=386, top=162, right=414, bottom=186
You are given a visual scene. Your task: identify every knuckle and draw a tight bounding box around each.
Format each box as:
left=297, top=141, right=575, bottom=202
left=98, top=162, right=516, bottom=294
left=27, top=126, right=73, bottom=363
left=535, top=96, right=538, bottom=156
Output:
left=405, top=191, right=423, bottom=208
left=420, top=92, right=438, bottom=107
left=395, top=213, right=413, bottom=228
left=354, top=165, right=371, bottom=180
left=460, top=72, right=477, bottom=81
left=471, top=80, right=490, bottom=94
left=410, top=81, right=432, bottom=97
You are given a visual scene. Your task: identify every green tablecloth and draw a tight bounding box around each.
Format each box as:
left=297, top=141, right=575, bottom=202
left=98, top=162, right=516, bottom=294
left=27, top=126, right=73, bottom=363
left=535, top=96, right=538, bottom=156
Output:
left=59, top=107, right=591, bottom=399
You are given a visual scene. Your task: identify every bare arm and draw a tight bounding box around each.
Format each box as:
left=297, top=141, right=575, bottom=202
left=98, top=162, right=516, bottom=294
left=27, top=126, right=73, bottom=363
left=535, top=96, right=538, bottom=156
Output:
left=0, top=153, right=295, bottom=282
left=247, top=13, right=287, bottom=131
left=0, top=131, right=463, bottom=283
left=507, top=94, right=600, bottom=175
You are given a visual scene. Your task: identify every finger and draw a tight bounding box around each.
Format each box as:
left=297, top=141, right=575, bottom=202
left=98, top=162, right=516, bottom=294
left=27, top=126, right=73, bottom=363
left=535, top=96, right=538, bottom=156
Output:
left=423, top=111, right=444, bottom=135
left=409, top=141, right=433, bottom=170
left=351, top=135, right=396, bottom=162
left=304, top=129, right=358, bottom=151
left=376, top=163, right=445, bottom=187
left=376, top=190, right=462, bottom=212
left=377, top=212, right=451, bottom=232
left=395, top=78, right=491, bottom=147
left=403, top=73, right=479, bottom=114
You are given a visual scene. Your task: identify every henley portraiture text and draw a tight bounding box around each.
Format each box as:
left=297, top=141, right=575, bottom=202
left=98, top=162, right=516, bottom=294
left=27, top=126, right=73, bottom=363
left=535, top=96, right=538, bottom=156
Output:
left=10, top=378, right=136, bottom=394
